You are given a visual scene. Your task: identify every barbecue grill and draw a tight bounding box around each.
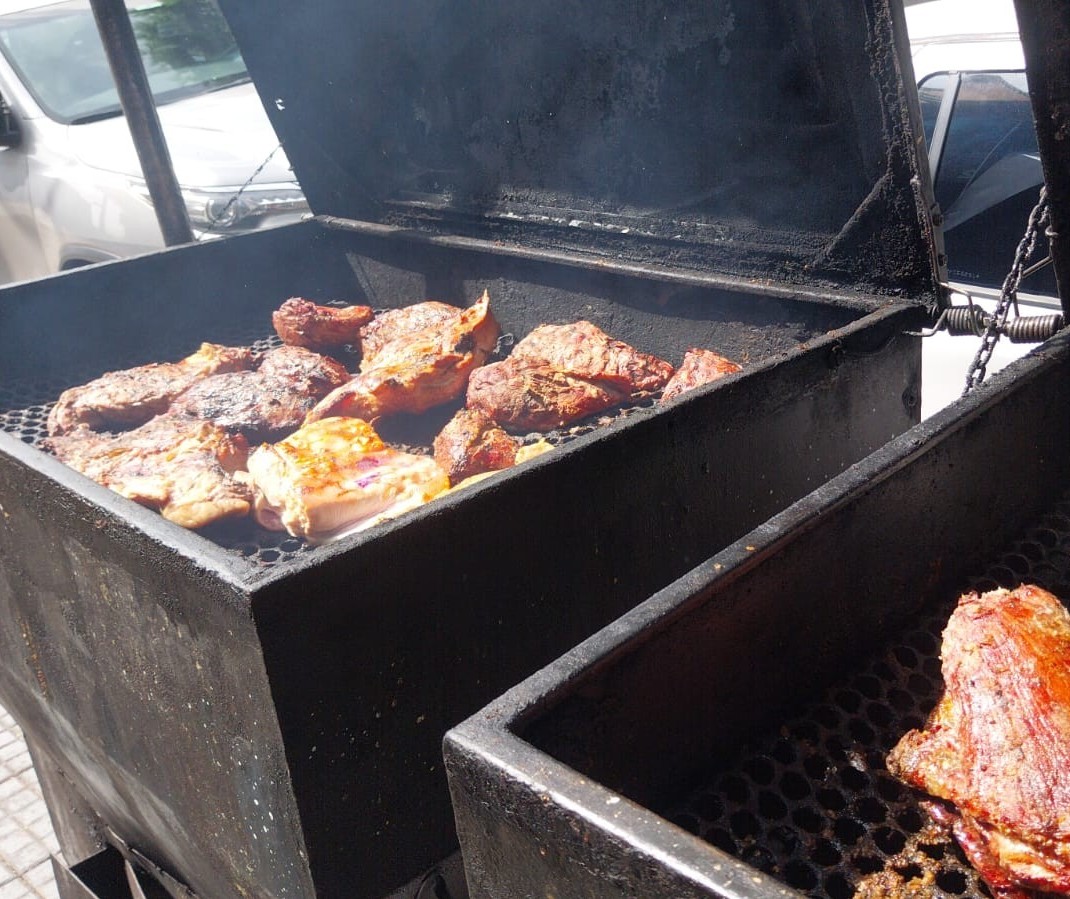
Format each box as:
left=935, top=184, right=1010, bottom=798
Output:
left=443, top=326, right=1070, bottom=899
left=0, top=0, right=958, bottom=896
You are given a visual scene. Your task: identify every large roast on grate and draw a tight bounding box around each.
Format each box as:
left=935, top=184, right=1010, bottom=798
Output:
left=886, top=585, right=1070, bottom=899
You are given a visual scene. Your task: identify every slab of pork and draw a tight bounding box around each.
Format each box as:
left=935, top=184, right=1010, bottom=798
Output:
left=44, top=417, right=252, bottom=529
left=305, top=291, right=499, bottom=423
left=887, top=585, right=1070, bottom=899
left=169, top=345, right=350, bottom=442
left=465, top=320, right=674, bottom=432
left=246, top=416, right=449, bottom=544
left=47, top=342, right=255, bottom=436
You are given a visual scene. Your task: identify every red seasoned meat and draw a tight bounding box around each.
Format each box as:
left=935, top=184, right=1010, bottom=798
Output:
left=660, top=348, right=741, bottom=403
left=433, top=408, right=521, bottom=483
left=44, top=417, right=252, bottom=529
left=306, top=291, right=499, bottom=422
left=273, top=298, right=375, bottom=351
left=886, top=585, right=1070, bottom=899
left=169, top=345, right=350, bottom=442
left=47, top=342, right=255, bottom=436
left=466, top=320, right=674, bottom=432
left=359, top=301, right=460, bottom=364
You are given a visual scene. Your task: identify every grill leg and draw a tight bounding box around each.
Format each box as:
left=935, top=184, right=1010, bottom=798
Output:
left=25, top=733, right=106, bottom=866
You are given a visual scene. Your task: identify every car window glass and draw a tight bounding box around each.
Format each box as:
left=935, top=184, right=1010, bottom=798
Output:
left=0, top=0, right=248, bottom=124
left=917, top=72, right=949, bottom=150
left=934, top=70, right=1054, bottom=294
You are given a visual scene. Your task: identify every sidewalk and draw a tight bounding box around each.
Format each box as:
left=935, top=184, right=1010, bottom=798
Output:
left=0, top=707, right=59, bottom=899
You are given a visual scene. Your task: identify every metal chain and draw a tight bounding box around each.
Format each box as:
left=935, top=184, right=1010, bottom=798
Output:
left=201, top=142, right=284, bottom=232
left=962, top=186, right=1050, bottom=395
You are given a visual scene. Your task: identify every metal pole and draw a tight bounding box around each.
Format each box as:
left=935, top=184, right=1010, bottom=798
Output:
left=1013, top=0, right=1070, bottom=316
left=88, top=0, right=194, bottom=246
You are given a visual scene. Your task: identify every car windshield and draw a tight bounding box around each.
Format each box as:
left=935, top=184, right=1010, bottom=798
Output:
left=0, top=0, right=248, bottom=124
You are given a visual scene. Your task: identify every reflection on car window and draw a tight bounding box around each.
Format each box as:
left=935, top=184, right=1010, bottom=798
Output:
left=934, top=71, right=1054, bottom=294
left=918, top=72, right=949, bottom=150
left=0, top=0, right=247, bottom=125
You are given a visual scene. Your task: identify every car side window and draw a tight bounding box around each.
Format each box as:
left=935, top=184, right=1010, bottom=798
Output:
left=934, top=71, right=1054, bottom=294
left=917, top=72, right=950, bottom=150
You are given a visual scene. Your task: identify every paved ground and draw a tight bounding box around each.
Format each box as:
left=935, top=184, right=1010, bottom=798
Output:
left=0, top=708, right=59, bottom=899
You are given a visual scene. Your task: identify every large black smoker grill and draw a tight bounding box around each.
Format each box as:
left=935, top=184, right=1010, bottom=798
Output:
left=0, top=0, right=950, bottom=897
left=443, top=4, right=1070, bottom=898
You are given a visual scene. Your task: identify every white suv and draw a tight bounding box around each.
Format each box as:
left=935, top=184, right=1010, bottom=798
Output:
left=906, top=0, right=1061, bottom=416
left=0, top=0, right=309, bottom=285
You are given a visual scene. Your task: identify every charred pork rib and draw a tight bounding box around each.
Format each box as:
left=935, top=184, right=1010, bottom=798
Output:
left=169, top=345, right=350, bottom=442
left=306, top=291, right=500, bottom=423
left=466, top=320, right=674, bottom=432
left=47, top=342, right=255, bottom=436
left=272, top=298, right=375, bottom=351
left=44, top=417, right=252, bottom=529
left=432, top=407, right=521, bottom=483
left=886, top=585, right=1070, bottom=899
left=660, top=347, right=742, bottom=403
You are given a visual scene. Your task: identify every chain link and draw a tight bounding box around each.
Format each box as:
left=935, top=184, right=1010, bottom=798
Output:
left=962, top=186, right=1050, bottom=395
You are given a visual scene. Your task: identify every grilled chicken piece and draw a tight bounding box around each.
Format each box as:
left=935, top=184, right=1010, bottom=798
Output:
left=47, top=342, right=255, bottom=436
left=466, top=320, right=674, bottom=432
left=306, top=291, right=500, bottom=423
left=169, top=345, right=350, bottom=442
left=272, top=298, right=375, bottom=351
left=44, top=418, right=252, bottom=529
left=433, top=408, right=522, bottom=483
left=886, top=585, right=1070, bottom=899
left=660, top=348, right=741, bottom=403
left=246, top=416, right=449, bottom=544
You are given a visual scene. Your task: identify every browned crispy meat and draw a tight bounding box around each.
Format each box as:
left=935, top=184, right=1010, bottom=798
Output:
left=47, top=342, right=255, bottom=436
left=660, top=348, right=741, bottom=403
left=433, top=408, right=521, bottom=483
left=169, top=345, right=350, bottom=442
left=306, top=291, right=500, bottom=423
left=246, top=416, right=449, bottom=544
left=44, top=418, right=252, bottom=529
left=272, top=298, right=375, bottom=351
left=359, top=301, right=459, bottom=364
left=466, top=320, right=674, bottom=432
left=886, top=585, right=1070, bottom=899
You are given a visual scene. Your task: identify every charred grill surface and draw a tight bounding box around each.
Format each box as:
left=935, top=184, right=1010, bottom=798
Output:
left=662, top=497, right=1070, bottom=899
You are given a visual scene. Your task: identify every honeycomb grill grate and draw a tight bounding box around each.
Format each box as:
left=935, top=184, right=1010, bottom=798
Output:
left=667, top=499, right=1070, bottom=899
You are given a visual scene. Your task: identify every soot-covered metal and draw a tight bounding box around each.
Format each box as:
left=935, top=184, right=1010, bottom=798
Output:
left=0, top=0, right=942, bottom=896
left=443, top=332, right=1070, bottom=899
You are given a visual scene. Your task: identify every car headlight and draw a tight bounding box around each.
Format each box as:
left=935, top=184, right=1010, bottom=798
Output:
left=132, top=180, right=309, bottom=233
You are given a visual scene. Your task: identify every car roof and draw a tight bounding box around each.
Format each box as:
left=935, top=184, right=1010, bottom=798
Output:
left=905, top=0, right=1025, bottom=79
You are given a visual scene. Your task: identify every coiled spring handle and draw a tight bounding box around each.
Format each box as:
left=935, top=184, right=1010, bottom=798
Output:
left=915, top=288, right=1064, bottom=344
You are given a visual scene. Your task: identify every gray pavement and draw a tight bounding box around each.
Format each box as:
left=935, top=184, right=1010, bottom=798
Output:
left=0, top=708, right=59, bottom=899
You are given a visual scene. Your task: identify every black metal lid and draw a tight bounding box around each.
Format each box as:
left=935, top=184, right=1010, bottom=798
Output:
left=217, top=0, right=940, bottom=302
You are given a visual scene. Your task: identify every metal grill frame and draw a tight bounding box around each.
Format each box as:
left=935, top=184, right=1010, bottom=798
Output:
left=443, top=329, right=1070, bottom=899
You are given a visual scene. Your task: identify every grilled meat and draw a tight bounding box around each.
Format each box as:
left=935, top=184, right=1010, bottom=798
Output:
left=466, top=320, right=674, bottom=432
left=47, top=342, right=255, bottom=436
left=660, top=348, right=741, bottom=403
left=246, top=416, right=450, bottom=544
left=44, top=418, right=252, bottom=529
left=306, top=291, right=500, bottom=423
left=433, top=408, right=521, bottom=483
left=359, top=301, right=460, bottom=364
left=169, top=345, right=350, bottom=442
left=272, top=298, right=375, bottom=351
left=886, top=585, right=1070, bottom=899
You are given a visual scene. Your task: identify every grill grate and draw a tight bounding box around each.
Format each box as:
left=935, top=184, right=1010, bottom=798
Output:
left=666, top=498, right=1070, bottom=899
left=0, top=325, right=655, bottom=569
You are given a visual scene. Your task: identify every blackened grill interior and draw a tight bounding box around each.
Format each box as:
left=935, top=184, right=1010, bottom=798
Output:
left=655, top=499, right=1070, bottom=899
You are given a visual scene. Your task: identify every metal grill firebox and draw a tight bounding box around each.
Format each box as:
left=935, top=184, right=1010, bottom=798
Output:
left=0, top=0, right=952, bottom=897
left=444, top=330, right=1070, bottom=899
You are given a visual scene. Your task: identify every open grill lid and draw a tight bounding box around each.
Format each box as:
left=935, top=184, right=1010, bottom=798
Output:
left=216, top=0, right=942, bottom=305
